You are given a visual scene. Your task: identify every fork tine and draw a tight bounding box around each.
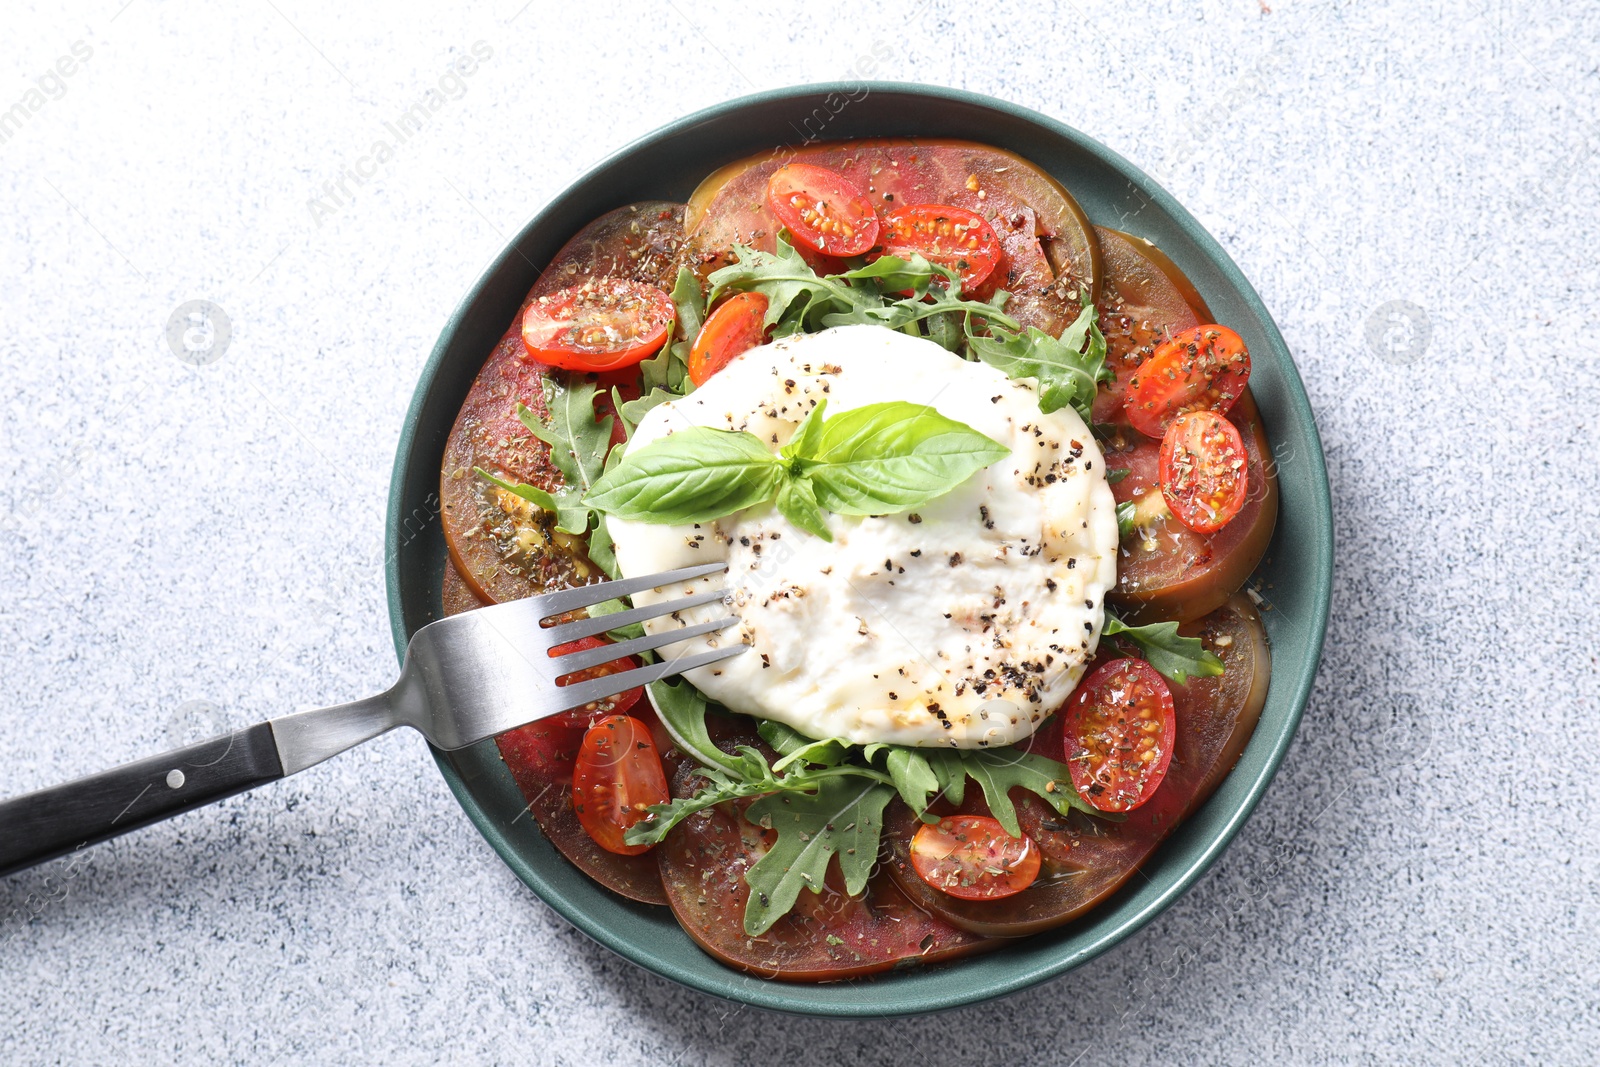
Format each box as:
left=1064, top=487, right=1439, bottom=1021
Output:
left=541, top=587, right=728, bottom=646
left=552, top=644, right=748, bottom=711
left=552, top=616, right=741, bottom=673
left=531, top=561, right=728, bottom=620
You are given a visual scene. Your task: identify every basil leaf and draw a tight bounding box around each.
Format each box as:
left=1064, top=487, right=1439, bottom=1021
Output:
left=797, top=401, right=1009, bottom=515
left=584, top=427, right=783, bottom=523
left=774, top=476, right=831, bottom=542
left=778, top=398, right=828, bottom=461
left=1103, top=613, right=1225, bottom=684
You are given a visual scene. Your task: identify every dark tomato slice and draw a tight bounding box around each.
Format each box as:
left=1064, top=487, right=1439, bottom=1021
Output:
left=1105, top=390, right=1278, bottom=623
left=441, top=202, right=683, bottom=605
left=521, top=277, right=673, bottom=372
left=1124, top=324, right=1251, bottom=438
left=655, top=740, right=992, bottom=980
left=764, top=163, right=880, bottom=257
left=547, top=637, right=642, bottom=728
left=909, top=815, right=1041, bottom=900
left=1063, top=659, right=1177, bottom=813
left=440, top=560, right=488, bottom=618
left=1092, top=226, right=1208, bottom=426
left=1160, top=410, right=1250, bottom=534
left=878, top=203, right=1002, bottom=293
left=571, top=715, right=671, bottom=856
left=688, top=291, right=769, bottom=386
left=885, top=595, right=1270, bottom=936
left=685, top=140, right=1099, bottom=335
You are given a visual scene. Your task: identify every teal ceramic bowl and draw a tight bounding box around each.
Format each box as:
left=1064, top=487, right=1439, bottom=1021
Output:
left=385, top=83, right=1333, bottom=1016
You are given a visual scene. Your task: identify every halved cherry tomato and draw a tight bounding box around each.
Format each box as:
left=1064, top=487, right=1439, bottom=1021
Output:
left=1064, top=658, right=1176, bottom=813
left=571, top=714, right=670, bottom=856
left=521, top=277, right=673, bottom=372
left=1160, top=410, right=1250, bottom=534
left=764, top=163, right=879, bottom=257
left=878, top=204, right=1002, bottom=293
left=1124, top=324, right=1250, bottom=438
left=688, top=291, right=769, bottom=385
left=909, top=815, right=1041, bottom=901
left=548, top=637, right=641, bottom=729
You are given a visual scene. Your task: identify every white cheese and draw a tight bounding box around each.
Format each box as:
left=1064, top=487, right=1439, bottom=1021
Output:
left=609, top=325, right=1118, bottom=748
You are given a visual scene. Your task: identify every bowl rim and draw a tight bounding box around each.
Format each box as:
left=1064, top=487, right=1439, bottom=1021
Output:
left=385, top=80, right=1333, bottom=1017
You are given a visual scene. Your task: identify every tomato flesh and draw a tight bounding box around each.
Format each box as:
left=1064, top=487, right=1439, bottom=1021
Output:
left=1160, top=411, right=1250, bottom=534
left=878, top=203, right=1002, bottom=294
left=548, top=637, right=641, bottom=728
left=521, top=277, right=673, bottom=372
left=909, top=815, right=1040, bottom=900
left=571, top=715, right=670, bottom=856
left=765, top=163, right=879, bottom=257
left=1064, top=658, right=1177, bottom=813
left=1124, top=324, right=1250, bottom=438
left=689, top=291, right=769, bottom=385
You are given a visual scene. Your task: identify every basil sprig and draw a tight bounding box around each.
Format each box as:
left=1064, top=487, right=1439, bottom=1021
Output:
left=583, top=398, right=1008, bottom=541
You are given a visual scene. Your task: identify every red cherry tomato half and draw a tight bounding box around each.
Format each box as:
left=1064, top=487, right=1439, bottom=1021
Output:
left=688, top=291, right=769, bottom=386
left=1124, top=324, right=1251, bottom=438
left=1064, top=658, right=1177, bottom=813
left=521, top=277, right=673, bottom=372
left=571, top=715, right=670, bottom=856
left=765, top=163, right=880, bottom=257
left=879, top=203, right=1003, bottom=293
left=908, top=815, right=1041, bottom=901
left=549, top=637, right=641, bottom=729
left=1159, top=410, right=1250, bottom=534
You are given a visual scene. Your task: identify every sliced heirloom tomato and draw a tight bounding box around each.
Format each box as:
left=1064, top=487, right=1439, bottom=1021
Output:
left=878, top=203, right=1002, bottom=293
left=1093, top=226, right=1210, bottom=426
left=1124, top=324, right=1250, bottom=439
left=688, top=291, right=769, bottom=386
left=440, top=202, right=684, bottom=604
left=572, top=715, right=671, bottom=856
left=683, top=139, right=1100, bottom=335
left=655, top=727, right=992, bottom=980
left=1160, top=410, right=1250, bottom=534
left=910, top=815, right=1041, bottom=900
left=521, top=277, right=674, bottom=372
left=764, top=163, right=880, bottom=257
left=1106, top=390, right=1278, bottom=623
left=1063, top=659, right=1177, bottom=813
left=885, top=595, right=1270, bottom=937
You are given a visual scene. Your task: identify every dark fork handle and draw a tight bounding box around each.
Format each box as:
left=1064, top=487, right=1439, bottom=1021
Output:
left=0, top=725, right=284, bottom=877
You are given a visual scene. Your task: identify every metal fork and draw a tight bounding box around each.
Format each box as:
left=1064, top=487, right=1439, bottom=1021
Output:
left=0, top=561, right=741, bottom=878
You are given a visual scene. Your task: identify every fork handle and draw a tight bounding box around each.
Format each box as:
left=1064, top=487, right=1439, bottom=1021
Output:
left=0, top=724, right=284, bottom=878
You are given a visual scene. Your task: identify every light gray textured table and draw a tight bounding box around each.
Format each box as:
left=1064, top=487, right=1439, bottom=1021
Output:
left=2, top=2, right=1595, bottom=1063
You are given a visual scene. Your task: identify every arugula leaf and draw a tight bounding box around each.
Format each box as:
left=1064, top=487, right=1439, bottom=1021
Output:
left=1104, top=612, right=1225, bottom=684
left=964, top=299, right=1107, bottom=421
left=799, top=400, right=1009, bottom=516
left=617, top=387, right=678, bottom=436
left=637, top=267, right=701, bottom=394
left=474, top=469, right=590, bottom=536
left=707, top=235, right=876, bottom=337
left=585, top=427, right=783, bottom=523
left=646, top=679, right=752, bottom=779
left=956, top=748, right=1097, bottom=834
left=1106, top=466, right=1131, bottom=484
left=517, top=380, right=612, bottom=494
left=742, top=779, right=895, bottom=936
left=758, top=720, right=852, bottom=772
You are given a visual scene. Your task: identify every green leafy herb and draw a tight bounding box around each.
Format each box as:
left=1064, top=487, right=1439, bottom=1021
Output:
left=964, top=298, right=1109, bottom=420
left=584, top=399, right=1007, bottom=536
left=637, top=267, right=701, bottom=394
left=1103, top=612, right=1225, bottom=684
left=742, top=779, right=895, bottom=935
left=1116, top=500, right=1138, bottom=539
left=1106, top=467, right=1131, bottom=484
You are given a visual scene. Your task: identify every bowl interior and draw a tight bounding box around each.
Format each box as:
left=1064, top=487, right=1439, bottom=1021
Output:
left=385, top=83, right=1333, bottom=1017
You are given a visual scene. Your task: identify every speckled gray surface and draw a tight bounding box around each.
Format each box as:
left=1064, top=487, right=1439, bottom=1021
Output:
left=1, top=1, right=1596, bottom=1063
